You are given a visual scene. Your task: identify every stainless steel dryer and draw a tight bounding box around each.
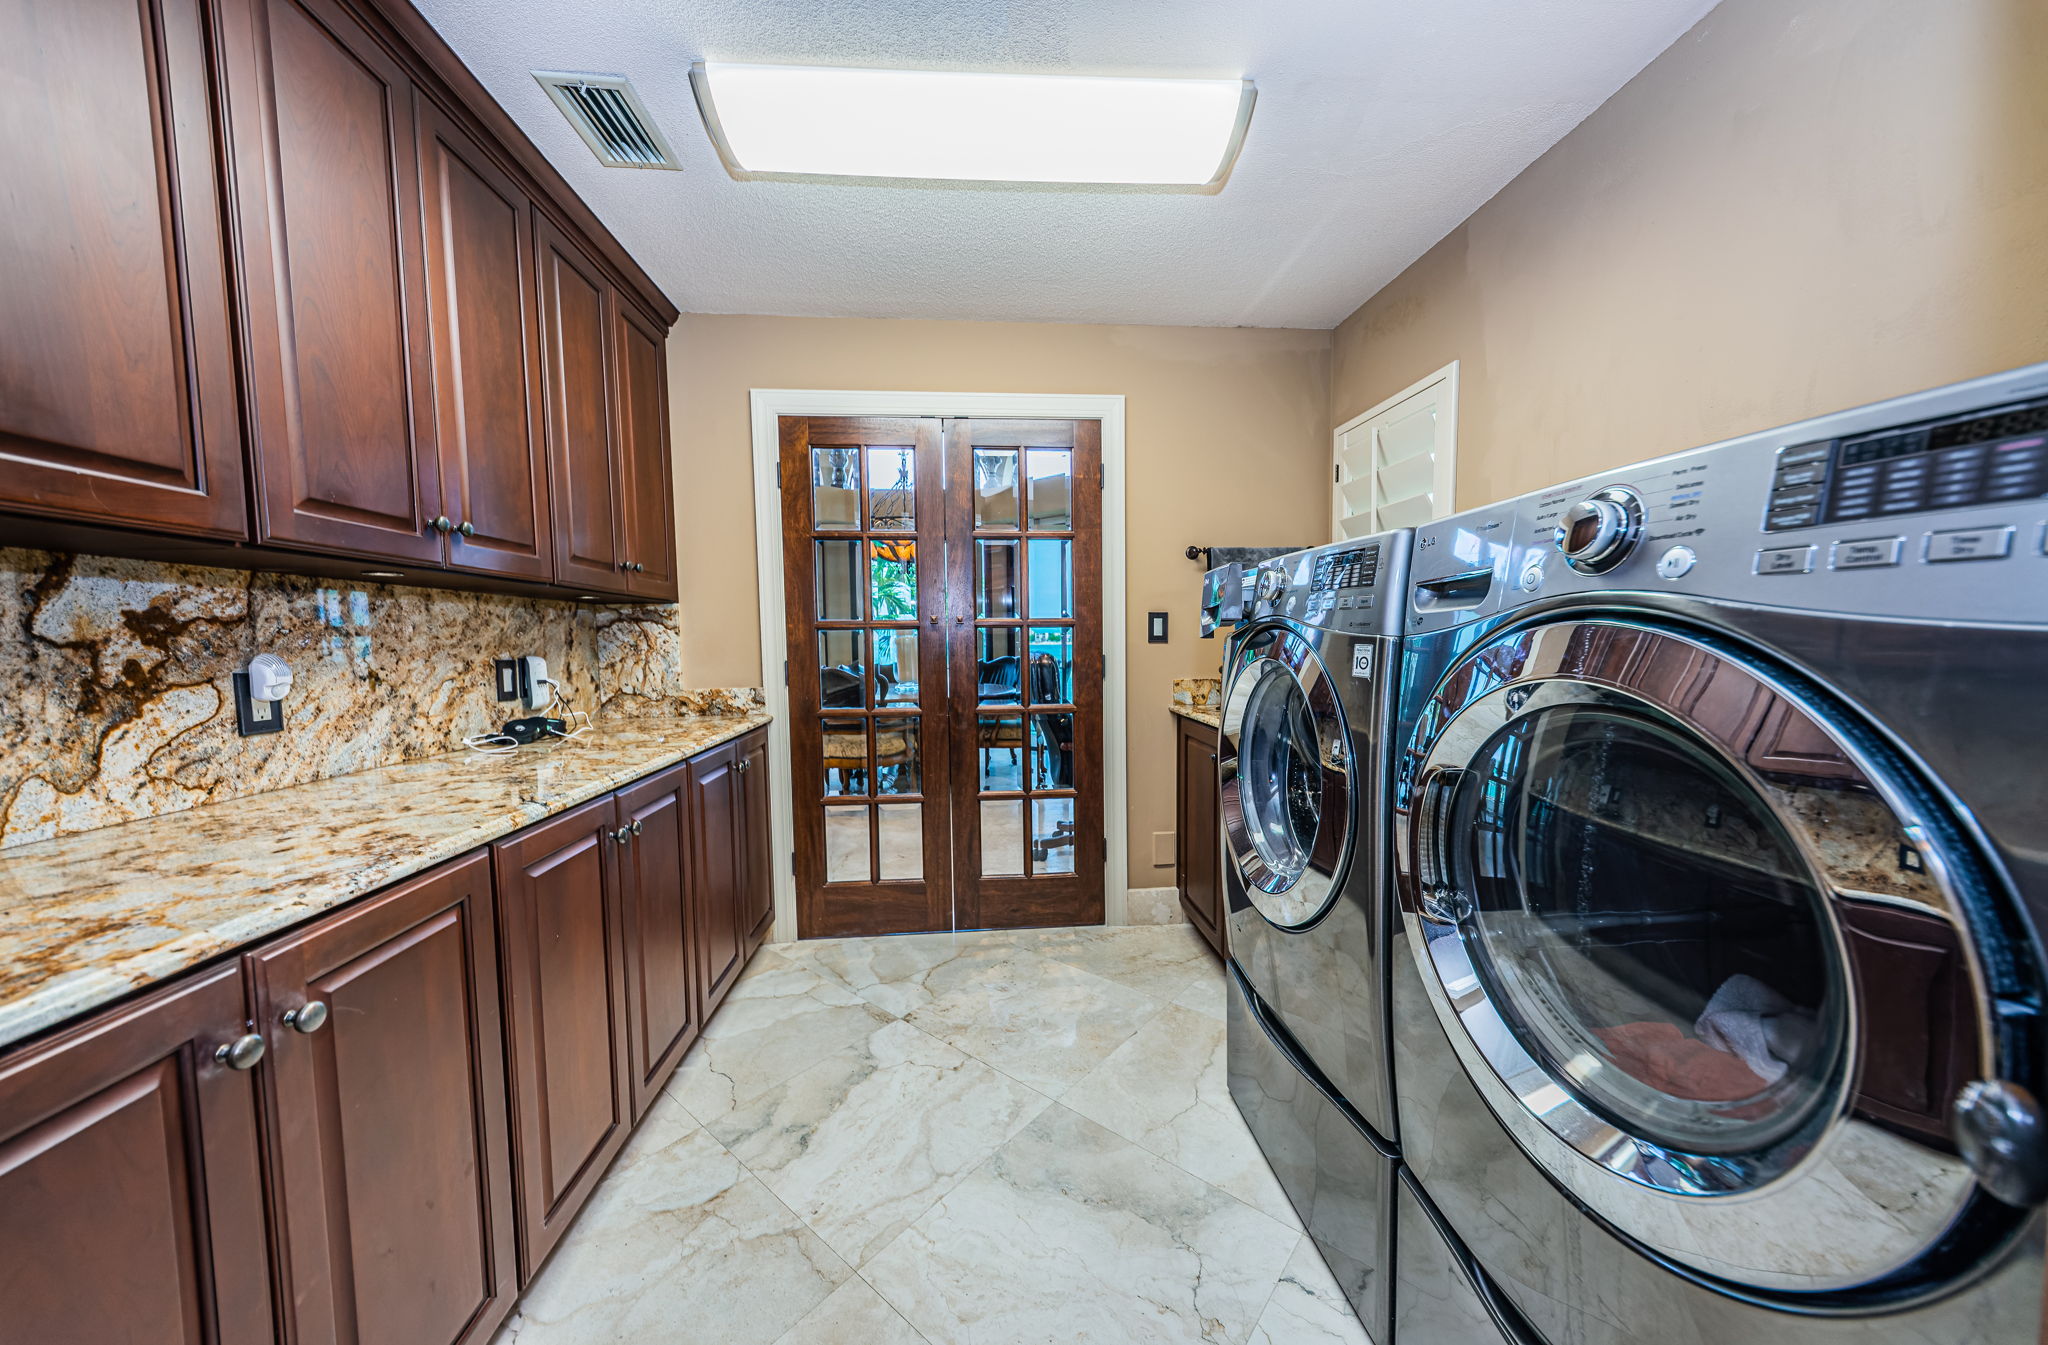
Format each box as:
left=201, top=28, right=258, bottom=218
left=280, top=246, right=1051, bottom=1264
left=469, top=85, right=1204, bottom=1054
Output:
left=1222, top=534, right=1409, bottom=1341
left=1391, top=364, right=2048, bottom=1343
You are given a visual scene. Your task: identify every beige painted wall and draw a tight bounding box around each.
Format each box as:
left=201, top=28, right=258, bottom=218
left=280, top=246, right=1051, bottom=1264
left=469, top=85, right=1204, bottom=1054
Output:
left=1331, top=0, right=2048, bottom=506
left=666, top=316, right=1332, bottom=887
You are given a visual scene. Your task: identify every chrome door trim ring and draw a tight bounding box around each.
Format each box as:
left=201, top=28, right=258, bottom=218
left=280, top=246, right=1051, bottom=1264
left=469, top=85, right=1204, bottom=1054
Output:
left=1397, top=615, right=2023, bottom=1296
left=1220, top=621, right=1354, bottom=931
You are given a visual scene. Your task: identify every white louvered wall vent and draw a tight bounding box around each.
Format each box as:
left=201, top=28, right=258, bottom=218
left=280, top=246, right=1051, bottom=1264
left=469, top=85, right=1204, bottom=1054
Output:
left=533, top=71, right=680, bottom=170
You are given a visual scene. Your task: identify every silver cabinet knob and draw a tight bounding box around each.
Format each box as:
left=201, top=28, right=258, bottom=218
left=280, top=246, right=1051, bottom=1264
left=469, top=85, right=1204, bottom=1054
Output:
left=631, top=820, right=643, bottom=836
left=457, top=520, right=475, bottom=537
left=633, top=562, right=645, bottom=572
left=1955, top=1079, right=2048, bottom=1207
left=215, top=1033, right=267, bottom=1071
left=283, top=1001, right=329, bottom=1034
left=612, top=826, right=632, bottom=844
left=431, top=515, right=453, bottom=533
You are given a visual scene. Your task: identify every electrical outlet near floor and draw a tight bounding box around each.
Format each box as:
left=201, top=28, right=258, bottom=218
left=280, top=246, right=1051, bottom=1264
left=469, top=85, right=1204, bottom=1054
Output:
left=1152, top=831, right=1176, bottom=866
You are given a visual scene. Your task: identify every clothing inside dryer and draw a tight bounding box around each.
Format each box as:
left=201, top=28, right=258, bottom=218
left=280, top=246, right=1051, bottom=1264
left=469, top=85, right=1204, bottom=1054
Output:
left=1453, top=703, right=1848, bottom=1155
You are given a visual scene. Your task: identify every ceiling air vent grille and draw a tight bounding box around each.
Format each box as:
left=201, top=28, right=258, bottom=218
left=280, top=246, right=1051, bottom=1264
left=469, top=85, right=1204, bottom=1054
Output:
left=533, top=71, right=679, bottom=171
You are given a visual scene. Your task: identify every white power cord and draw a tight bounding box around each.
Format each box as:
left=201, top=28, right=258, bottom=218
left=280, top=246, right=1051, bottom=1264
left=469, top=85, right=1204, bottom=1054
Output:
left=462, top=676, right=597, bottom=756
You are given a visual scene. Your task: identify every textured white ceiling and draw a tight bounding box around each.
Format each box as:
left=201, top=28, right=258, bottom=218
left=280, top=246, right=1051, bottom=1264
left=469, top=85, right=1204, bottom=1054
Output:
left=414, top=0, right=1719, bottom=329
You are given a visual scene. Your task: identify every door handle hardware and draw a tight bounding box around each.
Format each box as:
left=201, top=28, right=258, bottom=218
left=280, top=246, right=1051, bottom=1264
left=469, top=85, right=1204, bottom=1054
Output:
left=282, top=1001, right=329, bottom=1034
left=431, top=516, right=453, bottom=533
left=457, top=520, right=475, bottom=537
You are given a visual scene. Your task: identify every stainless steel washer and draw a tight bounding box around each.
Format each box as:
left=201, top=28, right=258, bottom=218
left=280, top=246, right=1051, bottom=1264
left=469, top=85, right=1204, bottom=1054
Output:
left=1221, top=534, right=1409, bottom=1340
left=1391, top=363, right=2048, bottom=1342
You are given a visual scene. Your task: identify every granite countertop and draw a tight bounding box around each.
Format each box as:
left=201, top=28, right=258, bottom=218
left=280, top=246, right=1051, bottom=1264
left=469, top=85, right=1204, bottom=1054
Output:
left=0, top=712, right=770, bottom=1053
left=1171, top=704, right=1222, bottom=730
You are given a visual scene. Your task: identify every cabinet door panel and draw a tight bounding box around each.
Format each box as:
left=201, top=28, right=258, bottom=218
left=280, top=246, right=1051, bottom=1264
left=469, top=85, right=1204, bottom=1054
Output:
left=614, top=301, right=677, bottom=600
left=494, top=796, right=631, bottom=1279
left=418, top=99, right=551, bottom=581
left=692, top=745, right=748, bottom=1018
left=0, top=0, right=246, bottom=536
left=0, top=964, right=272, bottom=1345
left=1178, top=717, right=1223, bottom=954
left=738, top=730, right=775, bottom=949
left=248, top=851, right=516, bottom=1345
left=618, top=764, right=699, bottom=1120
left=537, top=218, right=628, bottom=594
left=229, top=0, right=442, bottom=562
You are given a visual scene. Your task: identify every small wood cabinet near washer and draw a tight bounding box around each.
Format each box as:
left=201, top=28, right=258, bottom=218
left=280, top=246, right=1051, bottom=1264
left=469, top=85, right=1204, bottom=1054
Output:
left=0, top=728, right=771, bottom=1345
left=1176, top=714, right=1225, bottom=957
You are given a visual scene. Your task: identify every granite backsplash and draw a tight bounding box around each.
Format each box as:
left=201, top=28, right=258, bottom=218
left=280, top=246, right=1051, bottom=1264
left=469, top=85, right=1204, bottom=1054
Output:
left=0, top=547, right=753, bottom=849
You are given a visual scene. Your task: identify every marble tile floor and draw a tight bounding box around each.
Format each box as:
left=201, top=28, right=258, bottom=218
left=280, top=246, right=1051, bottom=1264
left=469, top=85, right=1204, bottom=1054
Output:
left=491, top=922, right=1371, bottom=1345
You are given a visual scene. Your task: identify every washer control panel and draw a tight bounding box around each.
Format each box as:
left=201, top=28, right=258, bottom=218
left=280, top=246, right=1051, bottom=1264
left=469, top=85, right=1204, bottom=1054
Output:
left=1269, top=533, right=1411, bottom=635
left=1492, top=362, right=2048, bottom=626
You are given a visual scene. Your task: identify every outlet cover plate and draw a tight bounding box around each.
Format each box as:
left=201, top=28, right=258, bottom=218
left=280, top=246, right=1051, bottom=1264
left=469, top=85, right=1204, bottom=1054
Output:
left=232, top=671, right=285, bottom=736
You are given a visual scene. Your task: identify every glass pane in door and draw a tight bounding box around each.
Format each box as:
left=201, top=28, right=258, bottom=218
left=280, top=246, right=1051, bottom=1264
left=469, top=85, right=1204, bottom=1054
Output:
left=973, top=448, right=1020, bottom=528
left=1026, top=539, right=1072, bottom=618
left=816, top=541, right=864, bottom=620
left=1026, top=449, right=1072, bottom=528
left=813, top=447, right=860, bottom=528
left=869, top=541, right=918, bottom=619
left=867, top=446, right=916, bottom=530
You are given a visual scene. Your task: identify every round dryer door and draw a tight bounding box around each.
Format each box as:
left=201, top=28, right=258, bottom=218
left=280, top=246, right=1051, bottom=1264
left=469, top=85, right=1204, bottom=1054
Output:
left=1221, top=623, right=1354, bottom=929
left=1398, top=617, right=2039, bottom=1299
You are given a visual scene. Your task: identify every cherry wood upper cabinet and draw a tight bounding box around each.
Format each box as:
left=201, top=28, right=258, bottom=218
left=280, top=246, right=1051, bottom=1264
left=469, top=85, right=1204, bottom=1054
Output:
left=614, top=300, right=679, bottom=601
left=224, top=0, right=444, bottom=563
left=0, top=963, right=274, bottom=1345
left=691, top=742, right=750, bottom=1019
left=246, top=851, right=518, bottom=1345
left=616, top=764, right=701, bottom=1122
left=493, top=796, right=634, bottom=1281
left=417, top=98, right=552, bottom=582
left=0, top=0, right=248, bottom=538
left=536, top=217, right=628, bottom=594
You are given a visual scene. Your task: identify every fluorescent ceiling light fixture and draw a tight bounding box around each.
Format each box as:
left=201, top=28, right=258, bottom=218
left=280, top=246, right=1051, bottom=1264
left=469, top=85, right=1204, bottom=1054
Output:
left=690, top=63, right=1255, bottom=189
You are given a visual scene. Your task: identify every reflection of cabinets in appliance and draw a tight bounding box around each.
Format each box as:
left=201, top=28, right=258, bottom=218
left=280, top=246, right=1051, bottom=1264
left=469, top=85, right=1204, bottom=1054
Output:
left=1177, top=715, right=1224, bottom=956
left=1744, top=698, right=1861, bottom=780
left=0, top=729, right=770, bottom=1342
left=1840, top=899, right=1976, bottom=1144
left=1, top=0, right=675, bottom=602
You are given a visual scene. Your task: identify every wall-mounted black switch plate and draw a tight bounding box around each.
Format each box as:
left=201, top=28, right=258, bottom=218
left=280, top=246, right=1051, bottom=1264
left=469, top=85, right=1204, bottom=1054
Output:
left=1147, top=612, right=1169, bottom=643
left=493, top=658, right=520, bottom=702
left=232, top=671, right=284, bottom=736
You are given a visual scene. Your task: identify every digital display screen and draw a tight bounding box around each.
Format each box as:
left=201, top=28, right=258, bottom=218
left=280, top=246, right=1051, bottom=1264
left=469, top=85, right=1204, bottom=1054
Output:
left=1767, top=396, right=2048, bottom=531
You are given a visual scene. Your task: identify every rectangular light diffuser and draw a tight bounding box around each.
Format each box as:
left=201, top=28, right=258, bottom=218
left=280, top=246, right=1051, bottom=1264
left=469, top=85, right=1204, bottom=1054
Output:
left=690, top=63, right=1255, bottom=189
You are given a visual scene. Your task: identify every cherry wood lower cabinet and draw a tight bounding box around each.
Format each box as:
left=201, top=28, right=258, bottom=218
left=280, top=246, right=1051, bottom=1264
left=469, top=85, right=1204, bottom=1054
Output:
left=246, top=851, right=518, bottom=1345
left=617, top=763, right=702, bottom=1122
left=0, top=963, right=274, bottom=1345
left=0, top=729, right=773, bottom=1342
left=737, top=731, right=776, bottom=953
left=1176, top=715, right=1225, bottom=957
left=690, top=740, right=751, bottom=1019
left=493, top=795, right=634, bottom=1282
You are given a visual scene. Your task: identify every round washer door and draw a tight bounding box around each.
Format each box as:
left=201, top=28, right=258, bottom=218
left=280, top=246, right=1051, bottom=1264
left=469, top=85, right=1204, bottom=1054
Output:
left=1221, top=623, right=1353, bottom=929
left=1398, top=617, right=2035, bottom=1298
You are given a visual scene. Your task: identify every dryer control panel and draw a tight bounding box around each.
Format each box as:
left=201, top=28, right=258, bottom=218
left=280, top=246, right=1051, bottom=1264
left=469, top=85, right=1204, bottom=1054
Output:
left=1492, top=361, right=2048, bottom=627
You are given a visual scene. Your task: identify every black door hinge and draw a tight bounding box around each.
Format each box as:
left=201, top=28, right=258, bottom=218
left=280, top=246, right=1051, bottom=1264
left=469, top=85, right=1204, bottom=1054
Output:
left=783, top=659, right=789, bottom=686
left=790, top=849, right=798, bottom=876
left=1334, top=463, right=1341, bottom=483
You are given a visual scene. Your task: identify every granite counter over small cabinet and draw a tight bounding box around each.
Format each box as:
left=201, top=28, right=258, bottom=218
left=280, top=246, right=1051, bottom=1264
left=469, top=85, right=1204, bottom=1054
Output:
left=1172, top=676, right=1223, bottom=730
left=0, top=712, right=770, bottom=1052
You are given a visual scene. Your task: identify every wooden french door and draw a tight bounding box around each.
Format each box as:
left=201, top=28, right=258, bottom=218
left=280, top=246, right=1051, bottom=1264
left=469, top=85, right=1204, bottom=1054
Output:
left=781, top=416, right=1103, bottom=937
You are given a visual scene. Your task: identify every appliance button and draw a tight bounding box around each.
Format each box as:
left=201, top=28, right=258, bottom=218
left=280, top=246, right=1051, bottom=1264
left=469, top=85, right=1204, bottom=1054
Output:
left=1517, top=556, right=1545, bottom=592
left=1755, top=545, right=1817, bottom=575
left=1775, top=467, right=1822, bottom=488
left=1777, top=443, right=1832, bottom=467
left=1926, top=526, right=2016, bottom=563
left=1766, top=507, right=1818, bottom=529
left=1770, top=486, right=1821, bottom=508
left=1830, top=536, right=1904, bottom=570
left=1655, top=545, right=1697, bottom=580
